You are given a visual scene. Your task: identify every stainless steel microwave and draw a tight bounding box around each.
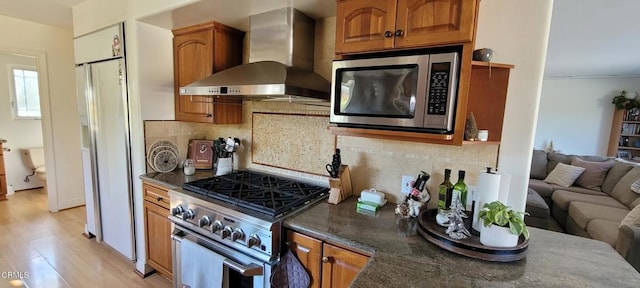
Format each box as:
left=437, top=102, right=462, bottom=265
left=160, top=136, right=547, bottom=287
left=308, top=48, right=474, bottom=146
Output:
left=329, top=52, right=459, bottom=133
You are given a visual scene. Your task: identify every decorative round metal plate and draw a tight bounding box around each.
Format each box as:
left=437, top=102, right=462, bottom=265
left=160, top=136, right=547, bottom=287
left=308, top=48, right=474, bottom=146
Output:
left=153, top=150, right=178, bottom=173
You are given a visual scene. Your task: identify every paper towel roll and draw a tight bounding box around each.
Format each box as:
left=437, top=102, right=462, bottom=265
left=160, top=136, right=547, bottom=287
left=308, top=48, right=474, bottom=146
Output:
left=472, top=171, right=502, bottom=232
left=498, top=172, right=511, bottom=205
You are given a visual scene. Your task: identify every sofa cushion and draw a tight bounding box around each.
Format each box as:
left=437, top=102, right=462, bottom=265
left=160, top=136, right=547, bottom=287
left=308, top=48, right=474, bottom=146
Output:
left=601, top=161, right=634, bottom=195
left=526, top=188, right=549, bottom=219
left=529, top=179, right=554, bottom=198
left=633, top=198, right=640, bottom=208
left=544, top=163, right=585, bottom=187
left=571, top=158, right=615, bottom=191
left=547, top=153, right=572, bottom=175
left=551, top=190, right=626, bottom=211
left=586, top=219, right=620, bottom=248
left=611, top=166, right=640, bottom=208
left=577, top=155, right=611, bottom=162
left=530, top=150, right=548, bottom=180
left=620, top=205, right=640, bottom=228
left=548, top=184, right=607, bottom=196
left=568, top=202, right=630, bottom=230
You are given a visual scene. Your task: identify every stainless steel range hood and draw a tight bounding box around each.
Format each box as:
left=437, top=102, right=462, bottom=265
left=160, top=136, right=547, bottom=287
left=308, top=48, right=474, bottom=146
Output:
left=179, top=8, right=330, bottom=101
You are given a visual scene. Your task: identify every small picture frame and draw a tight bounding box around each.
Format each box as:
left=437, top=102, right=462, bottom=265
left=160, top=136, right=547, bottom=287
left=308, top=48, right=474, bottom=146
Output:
left=188, top=139, right=214, bottom=169
left=617, top=150, right=631, bottom=159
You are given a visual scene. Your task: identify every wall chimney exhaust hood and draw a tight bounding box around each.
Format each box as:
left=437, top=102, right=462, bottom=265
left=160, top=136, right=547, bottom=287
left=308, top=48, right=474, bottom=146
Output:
left=179, top=7, right=330, bottom=101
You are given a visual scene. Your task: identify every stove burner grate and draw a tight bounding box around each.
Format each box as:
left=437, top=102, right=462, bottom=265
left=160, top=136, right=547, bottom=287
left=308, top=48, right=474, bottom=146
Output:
left=182, top=171, right=328, bottom=217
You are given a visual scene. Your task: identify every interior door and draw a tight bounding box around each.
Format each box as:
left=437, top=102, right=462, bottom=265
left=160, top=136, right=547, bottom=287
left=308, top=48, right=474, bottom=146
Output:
left=89, top=59, right=134, bottom=260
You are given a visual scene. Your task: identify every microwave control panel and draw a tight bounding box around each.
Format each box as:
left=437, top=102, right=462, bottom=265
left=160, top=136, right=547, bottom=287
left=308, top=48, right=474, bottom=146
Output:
left=426, top=63, right=451, bottom=115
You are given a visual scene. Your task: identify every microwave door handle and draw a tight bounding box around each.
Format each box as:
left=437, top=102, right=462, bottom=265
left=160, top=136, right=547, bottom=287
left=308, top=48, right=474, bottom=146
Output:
left=172, top=229, right=264, bottom=277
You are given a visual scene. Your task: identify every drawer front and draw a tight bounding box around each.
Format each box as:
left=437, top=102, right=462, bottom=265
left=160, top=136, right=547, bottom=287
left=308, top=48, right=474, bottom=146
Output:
left=143, top=182, right=170, bottom=209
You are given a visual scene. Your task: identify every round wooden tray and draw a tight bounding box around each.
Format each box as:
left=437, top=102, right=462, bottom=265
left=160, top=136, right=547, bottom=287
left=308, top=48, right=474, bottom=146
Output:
left=417, top=209, right=528, bottom=262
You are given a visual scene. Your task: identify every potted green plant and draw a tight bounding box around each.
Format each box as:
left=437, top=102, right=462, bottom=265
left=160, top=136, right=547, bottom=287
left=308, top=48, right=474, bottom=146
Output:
left=478, top=201, right=530, bottom=247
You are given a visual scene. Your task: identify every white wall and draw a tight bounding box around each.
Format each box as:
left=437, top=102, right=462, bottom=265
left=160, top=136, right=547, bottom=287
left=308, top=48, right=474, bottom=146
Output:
left=0, top=15, right=84, bottom=210
left=475, top=0, right=554, bottom=212
left=535, top=77, right=640, bottom=155
left=0, top=53, right=44, bottom=191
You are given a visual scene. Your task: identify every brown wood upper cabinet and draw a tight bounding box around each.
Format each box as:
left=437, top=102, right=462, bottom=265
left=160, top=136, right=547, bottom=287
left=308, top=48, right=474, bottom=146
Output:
left=335, top=0, right=478, bottom=54
left=173, top=22, right=244, bottom=124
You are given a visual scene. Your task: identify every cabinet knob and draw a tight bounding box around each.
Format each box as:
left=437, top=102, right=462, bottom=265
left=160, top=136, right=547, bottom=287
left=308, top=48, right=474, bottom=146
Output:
left=206, top=114, right=212, bottom=118
left=395, top=29, right=405, bottom=37
left=156, top=197, right=163, bottom=202
left=322, top=256, right=332, bottom=263
left=384, top=31, right=393, bottom=38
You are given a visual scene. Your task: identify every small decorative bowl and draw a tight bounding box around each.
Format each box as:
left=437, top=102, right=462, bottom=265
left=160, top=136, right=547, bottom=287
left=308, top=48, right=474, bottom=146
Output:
left=473, top=48, right=494, bottom=62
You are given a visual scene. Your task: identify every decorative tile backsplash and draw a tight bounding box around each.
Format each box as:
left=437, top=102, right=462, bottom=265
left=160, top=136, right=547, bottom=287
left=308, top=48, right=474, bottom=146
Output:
left=252, top=113, right=335, bottom=175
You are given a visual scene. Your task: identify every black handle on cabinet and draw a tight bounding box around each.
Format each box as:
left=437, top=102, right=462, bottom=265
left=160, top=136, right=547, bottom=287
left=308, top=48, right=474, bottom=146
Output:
left=384, top=31, right=393, bottom=38
left=156, top=197, right=163, bottom=202
left=206, top=114, right=212, bottom=118
left=395, top=29, right=404, bottom=37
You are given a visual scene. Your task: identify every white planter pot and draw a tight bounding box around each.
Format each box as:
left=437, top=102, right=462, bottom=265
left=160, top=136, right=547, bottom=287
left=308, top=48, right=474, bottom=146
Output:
left=480, top=224, right=519, bottom=247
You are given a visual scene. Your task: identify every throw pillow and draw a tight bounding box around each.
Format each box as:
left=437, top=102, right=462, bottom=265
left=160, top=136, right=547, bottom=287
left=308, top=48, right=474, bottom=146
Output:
left=544, top=163, right=586, bottom=187
left=530, top=150, right=548, bottom=180
left=620, top=205, right=640, bottom=228
left=571, top=157, right=615, bottom=191
left=632, top=178, right=640, bottom=194
left=611, top=167, right=640, bottom=208
left=546, top=153, right=572, bottom=176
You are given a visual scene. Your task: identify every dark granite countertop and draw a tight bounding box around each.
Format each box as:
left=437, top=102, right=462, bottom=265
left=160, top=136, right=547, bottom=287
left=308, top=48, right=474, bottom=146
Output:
left=284, top=197, right=640, bottom=287
left=140, top=171, right=640, bottom=287
left=140, top=170, right=216, bottom=189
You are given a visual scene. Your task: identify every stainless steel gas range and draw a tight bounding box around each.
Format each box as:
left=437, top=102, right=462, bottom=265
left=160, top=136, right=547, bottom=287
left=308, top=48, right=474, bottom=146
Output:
left=169, top=170, right=329, bottom=288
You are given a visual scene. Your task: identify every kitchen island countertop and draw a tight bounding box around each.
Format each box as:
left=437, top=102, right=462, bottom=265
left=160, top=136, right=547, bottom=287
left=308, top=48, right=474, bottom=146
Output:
left=284, top=197, right=640, bottom=287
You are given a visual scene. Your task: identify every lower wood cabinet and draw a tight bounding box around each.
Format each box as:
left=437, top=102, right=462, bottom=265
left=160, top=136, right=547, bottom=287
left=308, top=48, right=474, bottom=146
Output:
left=143, top=182, right=172, bottom=278
left=0, top=143, right=6, bottom=200
left=287, top=231, right=369, bottom=288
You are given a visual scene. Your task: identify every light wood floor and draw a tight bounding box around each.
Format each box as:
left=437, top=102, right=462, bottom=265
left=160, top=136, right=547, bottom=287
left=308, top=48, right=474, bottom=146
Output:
left=0, top=189, right=171, bottom=288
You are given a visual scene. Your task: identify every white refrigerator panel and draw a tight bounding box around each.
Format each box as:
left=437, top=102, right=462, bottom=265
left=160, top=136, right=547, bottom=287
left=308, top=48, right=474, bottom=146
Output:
left=89, top=59, right=134, bottom=260
left=76, top=65, right=97, bottom=236
left=74, top=23, right=123, bottom=64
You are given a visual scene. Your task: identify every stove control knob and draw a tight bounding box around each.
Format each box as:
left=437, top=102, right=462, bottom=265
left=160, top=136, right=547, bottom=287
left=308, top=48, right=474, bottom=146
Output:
left=182, top=209, right=195, bottom=221
left=211, top=221, right=223, bottom=233
left=221, top=226, right=233, bottom=239
left=171, top=206, right=184, bottom=217
left=231, top=228, right=245, bottom=242
left=247, top=234, right=261, bottom=248
left=198, top=216, right=211, bottom=228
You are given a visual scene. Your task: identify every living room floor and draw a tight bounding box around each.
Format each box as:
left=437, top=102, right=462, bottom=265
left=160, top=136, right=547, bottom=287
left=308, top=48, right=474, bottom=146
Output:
left=0, top=188, right=171, bottom=288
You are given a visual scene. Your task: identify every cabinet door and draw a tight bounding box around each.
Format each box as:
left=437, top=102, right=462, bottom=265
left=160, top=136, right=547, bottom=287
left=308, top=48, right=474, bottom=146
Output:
left=287, top=231, right=322, bottom=288
left=321, top=243, right=369, bottom=288
left=144, top=200, right=172, bottom=277
left=0, top=144, right=6, bottom=200
left=173, top=29, right=214, bottom=123
left=335, top=0, right=398, bottom=54
left=395, top=0, right=477, bottom=48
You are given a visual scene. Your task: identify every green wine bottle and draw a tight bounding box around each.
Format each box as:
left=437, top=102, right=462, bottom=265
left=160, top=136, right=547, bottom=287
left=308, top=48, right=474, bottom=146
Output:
left=438, top=169, right=453, bottom=212
left=452, top=170, right=468, bottom=210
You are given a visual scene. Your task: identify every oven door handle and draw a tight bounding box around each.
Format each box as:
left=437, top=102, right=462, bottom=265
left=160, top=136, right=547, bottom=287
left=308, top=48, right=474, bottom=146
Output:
left=172, top=231, right=264, bottom=277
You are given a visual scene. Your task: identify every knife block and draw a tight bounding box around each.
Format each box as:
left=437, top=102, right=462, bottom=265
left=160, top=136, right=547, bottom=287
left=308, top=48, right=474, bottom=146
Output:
left=328, top=165, right=352, bottom=204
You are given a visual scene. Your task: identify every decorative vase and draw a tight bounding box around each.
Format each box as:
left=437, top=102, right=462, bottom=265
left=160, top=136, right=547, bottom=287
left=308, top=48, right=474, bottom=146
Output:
left=480, top=224, right=519, bottom=247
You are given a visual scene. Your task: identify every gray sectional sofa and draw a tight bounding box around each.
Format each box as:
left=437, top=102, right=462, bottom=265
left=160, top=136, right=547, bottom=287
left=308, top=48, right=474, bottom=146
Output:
left=527, top=150, right=640, bottom=271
